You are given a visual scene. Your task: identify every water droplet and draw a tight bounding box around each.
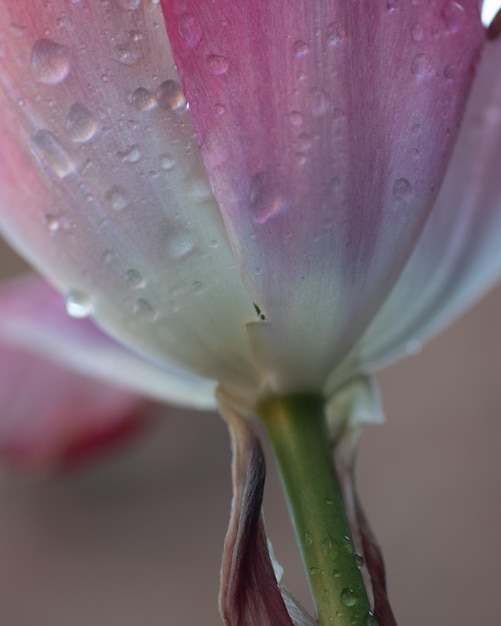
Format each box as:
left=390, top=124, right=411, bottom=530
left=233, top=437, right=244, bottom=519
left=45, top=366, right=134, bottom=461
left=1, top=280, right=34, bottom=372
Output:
left=443, top=1, right=465, bottom=32
left=132, top=87, right=157, bottom=111
left=167, top=232, right=195, bottom=259
left=309, top=567, right=319, bottom=576
left=133, top=298, right=157, bottom=321
left=179, top=13, right=203, bottom=47
left=156, top=80, right=187, bottom=111
left=102, top=250, right=115, bottom=264
left=411, top=22, right=425, bottom=41
left=288, top=111, right=303, bottom=126
left=355, top=554, right=365, bottom=569
left=65, top=290, right=92, bottom=318
left=106, top=187, right=129, bottom=210
left=341, top=588, right=357, bottom=607
left=393, top=177, right=413, bottom=201
left=342, top=535, right=354, bottom=554
left=332, top=569, right=341, bottom=578
left=30, top=38, right=71, bottom=85
left=365, top=613, right=379, bottom=626
left=309, top=89, right=331, bottom=116
left=386, top=0, right=398, bottom=11
left=293, top=40, right=310, bottom=56
left=325, top=497, right=334, bottom=505
left=406, top=339, right=422, bottom=355
left=207, top=54, right=230, bottom=75
left=125, top=269, right=145, bottom=288
left=160, top=154, right=175, bottom=171
left=444, top=63, right=457, bottom=79
left=214, top=102, right=226, bottom=116
left=115, top=0, right=141, bottom=10
left=66, top=102, right=98, bottom=142
left=249, top=172, right=286, bottom=224
left=411, top=53, right=434, bottom=76
left=30, top=130, right=75, bottom=178
left=115, top=44, right=140, bottom=65
left=304, top=532, right=313, bottom=548
left=327, top=22, right=346, bottom=45
left=321, top=535, right=338, bottom=555
left=43, top=214, right=60, bottom=232
left=118, top=144, right=141, bottom=163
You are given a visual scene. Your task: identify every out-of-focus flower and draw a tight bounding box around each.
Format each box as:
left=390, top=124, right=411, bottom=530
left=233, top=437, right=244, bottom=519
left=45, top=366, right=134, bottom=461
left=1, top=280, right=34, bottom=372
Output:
left=0, top=0, right=500, bottom=623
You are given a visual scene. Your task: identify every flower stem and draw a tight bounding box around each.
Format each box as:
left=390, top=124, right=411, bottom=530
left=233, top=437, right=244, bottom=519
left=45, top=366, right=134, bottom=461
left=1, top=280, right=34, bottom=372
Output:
left=258, top=394, right=373, bottom=626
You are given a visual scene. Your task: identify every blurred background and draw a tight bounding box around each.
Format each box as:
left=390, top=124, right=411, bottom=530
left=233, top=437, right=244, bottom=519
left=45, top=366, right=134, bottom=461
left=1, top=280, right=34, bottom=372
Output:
left=0, top=236, right=500, bottom=626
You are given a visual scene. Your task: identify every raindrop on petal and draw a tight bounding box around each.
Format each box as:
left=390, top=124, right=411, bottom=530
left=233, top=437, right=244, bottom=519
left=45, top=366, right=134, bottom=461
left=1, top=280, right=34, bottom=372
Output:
left=393, top=177, right=413, bottom=201
left=178, top=13, right=203, bottom=47
left=65, top=102, right=98, bottom=142
left=115, top=0, right=141, bottom=10
left=156, top=80, right=187, bottom=111
left=340, top=588, right=357, bottom=608
left=132, top=87, right=157, bottom=111
left=65, top=290, right=92, bottom=318
left=30, top=130, right=75, bottom=178
left=133, top=298, right=157, bottom=321
left=206, top=55, right=230, bottom=75
left=125, top=269, right=145, bottom=288
left=30, top=38, right=71, bottom=85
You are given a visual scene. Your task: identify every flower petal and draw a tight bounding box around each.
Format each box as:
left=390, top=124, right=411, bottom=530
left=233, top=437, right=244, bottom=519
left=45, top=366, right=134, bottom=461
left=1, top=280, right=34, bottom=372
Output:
left=162, top=0, right=484, bottom=393
left=0, top=274, right=217, bottom=410
left=0, top=1, right=260, bottom=400
left=218, top=391, right=299, bottom=626
left=335, top=34, right=501, bottom=379
left=0, top=337, right=147, bottom=472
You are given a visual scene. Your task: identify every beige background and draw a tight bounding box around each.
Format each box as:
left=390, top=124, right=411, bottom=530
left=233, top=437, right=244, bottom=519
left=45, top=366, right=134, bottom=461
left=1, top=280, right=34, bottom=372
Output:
left=0, top=237, right=500, bottom=625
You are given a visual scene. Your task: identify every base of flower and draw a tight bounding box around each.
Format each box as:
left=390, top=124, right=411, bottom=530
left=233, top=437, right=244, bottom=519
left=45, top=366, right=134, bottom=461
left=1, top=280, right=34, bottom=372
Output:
left=258, top=394, right=375, bottom=626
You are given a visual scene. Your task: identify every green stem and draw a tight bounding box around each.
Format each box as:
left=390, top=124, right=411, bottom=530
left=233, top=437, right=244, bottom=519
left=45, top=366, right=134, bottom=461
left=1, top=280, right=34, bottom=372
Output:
left=258, top=394, right=372, bottom=626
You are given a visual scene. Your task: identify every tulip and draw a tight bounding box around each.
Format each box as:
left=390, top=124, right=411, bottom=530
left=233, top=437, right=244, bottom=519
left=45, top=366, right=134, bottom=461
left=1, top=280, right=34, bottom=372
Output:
left=0, top=1, right=500, bottom=624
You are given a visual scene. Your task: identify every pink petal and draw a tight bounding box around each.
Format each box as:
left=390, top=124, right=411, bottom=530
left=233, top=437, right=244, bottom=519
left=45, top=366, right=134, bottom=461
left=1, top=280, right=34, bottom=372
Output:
left=0, top=1, right=260, bottom=400
left=0, top=274, right=218, bottom=409
left=218, top=392, right=301, bottom=626
left=338, top=34, right=501, bottom=376
left=162, top=0, right=484, bottom=392
left=0, top=340, right=147, bottom=472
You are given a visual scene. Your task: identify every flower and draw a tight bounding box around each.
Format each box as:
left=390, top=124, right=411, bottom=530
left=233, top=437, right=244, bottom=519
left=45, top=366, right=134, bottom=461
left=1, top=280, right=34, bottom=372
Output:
left=0, top=0, right=500, bottom=623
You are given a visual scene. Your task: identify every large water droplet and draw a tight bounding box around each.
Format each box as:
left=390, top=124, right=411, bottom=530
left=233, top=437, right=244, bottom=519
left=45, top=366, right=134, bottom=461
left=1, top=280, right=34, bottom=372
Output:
left=156, top=80, right=187, bottom=111
left=393, top=177, right=413, bottom=201
left=249, top=172, right=286, bottom=224
left=132, top=87, right=157, bottom=111
left=66, top=102, right=98, bottom=142
left=179, top=13, right=203, bottom=47
left=30, top=38, right=71, bottom=85
left=65, top=290, right=92, bottom=318
left=167, top=232, right=195, bottom=259
left=341, top=588, right=357, bottom=607
left=207, top=54, right=230, bottom=75
left=293, top=40, right=311, bottom=56
left=443, top=1, right=466, bottom=32
left=30, top=130, right=75, bottom=178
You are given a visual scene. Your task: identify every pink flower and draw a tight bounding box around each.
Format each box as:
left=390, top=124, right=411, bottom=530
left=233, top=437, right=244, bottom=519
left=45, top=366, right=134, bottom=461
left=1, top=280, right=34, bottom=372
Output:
left=0, top=0, right=500, bottom=622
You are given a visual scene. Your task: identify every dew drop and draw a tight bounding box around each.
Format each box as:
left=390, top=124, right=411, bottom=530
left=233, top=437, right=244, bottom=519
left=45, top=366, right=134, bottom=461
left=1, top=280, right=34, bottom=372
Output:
left=132, top=87, right=157, bottom=111
left=43, top=214, right=60, bottom=232
left=393, top=177, right=413, bottom=201
left=156, top=80, right=187, bottom=111
left=341, top=588, right=357, bottom=608
left=249, top=172, right=286, bottom=224
left=133, top=298, right=157, bottom=321
left=386, top=0, right=398, bottom=11
left=443, top=63, right=457, bottom=79
left=309, top=567, right=319, bottom=576
left=65, top=290, right=92, bottom=318
left=106, top=187, right=129, bottom=210
left=406, top=339, right=422, bottom=355
left=160, top=154, right=175, bottom=171
left=293, top=40, right=310, bottom=56
left=118, top=144, right=141, bottom=163
left=66, top=102, right=98, bottom=142
left=115, top=0, right=141, bottom=10
left=411, top=22, right=425, bottom=42
left=288, top=111, right=303, bottom=126
left=207, top=54, right=230, bottom=75
left=332, top=569, right=341, bottom=578
left=30, top=130, right=75, bottom=178
left=411, top=53, right=434, bottom=76
left=321, top=535, right=338, bottom=555
left=125, top=269, right=145, bottom=288
left=30, top=38, right=71, bottom=85
left=115, top=44, right=140, bottom=65
left=327, top=22, right=346, bottom=45
left=309, top=89, right=331, bottom=116
left=355, top=554, right=365, bottom=569
left=214, top=102, right=226, bottom=116
left=167, top=232, right=195, bottom=259
left=443, top=1, right=466, bottom=32
left=365, top=613, right=379, bottom=626
left=178, top=13, right=203, bottom=47
left=304, top=532, right=313, bottom=548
